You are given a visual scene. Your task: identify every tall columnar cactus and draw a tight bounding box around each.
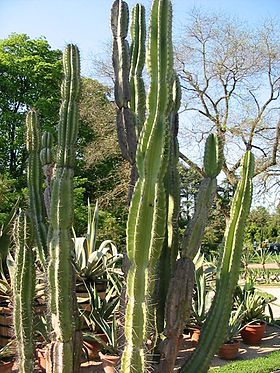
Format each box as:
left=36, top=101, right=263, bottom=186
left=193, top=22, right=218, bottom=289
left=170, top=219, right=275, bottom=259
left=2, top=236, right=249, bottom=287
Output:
left=155, top=74, right=181, bottom=335
left=129, top=3, right=146, bottom=138
left=13, top=212, right=35, bottom=373
left=121, top=1, right=173, bottom=372
left=40, top=131, right=54, bottom=219
left=26, top=110, right=48, bottom=268
left=111, top=0, right=146, bottom=202
left=46, top=44, right=81, bottom=373
left=182, top=150, right=255, bottom=373
left=157, top=133, right=223, bottom=372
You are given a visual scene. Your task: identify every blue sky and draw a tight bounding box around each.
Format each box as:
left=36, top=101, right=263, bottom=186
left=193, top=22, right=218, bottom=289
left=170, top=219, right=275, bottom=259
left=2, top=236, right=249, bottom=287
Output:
left=1, top=0, right=280, bottom=76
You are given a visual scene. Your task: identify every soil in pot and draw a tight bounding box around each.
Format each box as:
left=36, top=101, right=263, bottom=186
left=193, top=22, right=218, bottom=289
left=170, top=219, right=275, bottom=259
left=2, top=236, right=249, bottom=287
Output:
left=218, top=339, right=240, bottom=360
left=99, top=352, right=119, bottom=373
left=241, top=321, right=266, bottom=345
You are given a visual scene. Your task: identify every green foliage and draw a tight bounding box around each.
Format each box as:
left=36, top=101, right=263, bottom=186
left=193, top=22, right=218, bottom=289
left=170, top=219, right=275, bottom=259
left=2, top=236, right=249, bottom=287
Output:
left=0, top=33, right=62, bottom=178
left=245, top=206, right=280, bottom=245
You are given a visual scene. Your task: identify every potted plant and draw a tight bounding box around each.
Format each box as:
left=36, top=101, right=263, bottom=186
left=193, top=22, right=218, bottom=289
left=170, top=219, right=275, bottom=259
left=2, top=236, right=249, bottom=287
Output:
left=235, top=281, right=275, bottom=345
left=0, top=341, right=15, bottom=373
left=81, top=283, right=121, bottom=360
left=73, top=200, right=123, bottom=306
left=189, top=255, right=213, bottom=346
left=97, top=316, right=119, bottom=373
left=218, top=305, right=245, bottom=360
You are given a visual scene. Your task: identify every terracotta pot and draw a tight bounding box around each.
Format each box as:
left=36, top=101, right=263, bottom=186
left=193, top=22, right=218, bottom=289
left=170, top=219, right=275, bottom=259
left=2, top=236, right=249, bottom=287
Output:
left=241, top=321, right=266, bottom=345
left=190, top=328, right=201, bottom=347
left=36, top=347, right=46, bottom=371
left=218, top=339, right=240, bottom=360
left=83, top=334, right=108, bottom=360
left=99, top=352, right=119, bottom=373
left=0, top=360, right=14, bottom=373
left=0, top=305, right=13, bottom=348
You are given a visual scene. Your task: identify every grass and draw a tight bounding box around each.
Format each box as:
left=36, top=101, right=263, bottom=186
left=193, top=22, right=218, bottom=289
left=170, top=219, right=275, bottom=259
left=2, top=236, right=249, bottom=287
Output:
left=210, top=350, right=280, bottom=372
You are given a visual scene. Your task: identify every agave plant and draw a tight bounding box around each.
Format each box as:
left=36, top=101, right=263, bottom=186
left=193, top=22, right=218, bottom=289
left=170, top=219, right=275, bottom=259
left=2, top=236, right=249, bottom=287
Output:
left=224, top=304, right=245, bottom=343
left=73, top=200, right=123, bottom=283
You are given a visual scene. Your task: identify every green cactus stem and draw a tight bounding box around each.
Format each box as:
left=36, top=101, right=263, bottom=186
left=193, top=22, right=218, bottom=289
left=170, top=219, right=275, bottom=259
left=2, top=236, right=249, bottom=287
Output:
left=157, top=133, right=223, bottom=372
left=129, top=4, right=146, bottom=138
left=181, top=150, right=255, bottom=373
left=46, top=44, right=81, bottom=373
left=121, top=1, right=173, bottom=372
left=13, top=212, right=35, bottom=373
left=155, top=74, right=181, bottom=336
left=40, top=131, right=54, bottom=219
left=26, top=110, right=48, bottom=268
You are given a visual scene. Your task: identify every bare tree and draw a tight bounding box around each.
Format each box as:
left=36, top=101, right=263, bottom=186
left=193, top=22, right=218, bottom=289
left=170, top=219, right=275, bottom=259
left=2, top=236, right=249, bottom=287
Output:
left=176, top=10, right=280, bottom=193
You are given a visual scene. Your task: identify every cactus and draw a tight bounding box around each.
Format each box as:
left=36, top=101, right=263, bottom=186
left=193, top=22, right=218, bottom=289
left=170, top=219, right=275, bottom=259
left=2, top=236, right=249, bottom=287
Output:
left=120, top=1, right=173, bottom=372
left=13, top=212, right=35, bottom=373
left=40, top=131, right=54, bottom=218
left=111, top=0, right=146, bottom=202
left=156, top=133, right=223, bottom=372
left=46, top=44, right=81, bottom=373
left=181, top=150, right=254, bottom=373
left=129, top=3, right=146, bottom=138
left=26, top=110, right=48, bottom=268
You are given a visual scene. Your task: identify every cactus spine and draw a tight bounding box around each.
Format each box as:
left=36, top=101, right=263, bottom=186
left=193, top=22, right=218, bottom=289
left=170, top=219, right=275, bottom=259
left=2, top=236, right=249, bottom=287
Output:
left=121, top=1, right=173, bottom=372
left=181, top=150, right=255, bottom=373
left=47, top=44, right=81, bottom=373
left=26, top=110, right=48, bottom=268
left=13, top=212, right=35, bottom=373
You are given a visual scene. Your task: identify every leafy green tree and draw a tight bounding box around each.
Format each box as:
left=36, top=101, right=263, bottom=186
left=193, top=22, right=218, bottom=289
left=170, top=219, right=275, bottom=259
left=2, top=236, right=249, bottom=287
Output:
left=75, top=78, right=129, bottom=245
left=0, top=33, right=62, bottom=179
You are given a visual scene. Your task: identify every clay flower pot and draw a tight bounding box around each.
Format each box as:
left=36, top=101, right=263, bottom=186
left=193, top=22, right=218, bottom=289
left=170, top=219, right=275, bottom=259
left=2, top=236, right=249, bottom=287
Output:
left=99, top=352, right=119, bottom=373
left=36, top=347, right=46, bottom=371
left=0, top=360, right=14, bottom=373
left=190, top=328, right=201, bottom=347
left=241, top=321, right=266, bottom=345
left=218, top=339, right=240, bottom=360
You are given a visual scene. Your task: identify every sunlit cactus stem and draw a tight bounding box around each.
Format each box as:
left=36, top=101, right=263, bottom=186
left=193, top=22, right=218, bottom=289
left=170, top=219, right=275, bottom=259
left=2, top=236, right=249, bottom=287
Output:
left=157, top=133, right=223, bottom=372
left=13, top=212, right=35, bottom=373
left=181, top=150, right=255, bottom=373
left=121, top=1, right=173, bottom=372
left=46, top=44, right=81, bottom=373
left=26, top=110, right=48, bottom=268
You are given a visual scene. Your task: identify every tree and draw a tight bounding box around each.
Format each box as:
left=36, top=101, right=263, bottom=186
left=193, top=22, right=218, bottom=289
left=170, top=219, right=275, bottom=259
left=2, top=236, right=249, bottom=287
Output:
left=176, top=11, right=280, bottom=194
left=76, top=77, right=129, bottom=244
left=0, top=33, right=62, bottom=179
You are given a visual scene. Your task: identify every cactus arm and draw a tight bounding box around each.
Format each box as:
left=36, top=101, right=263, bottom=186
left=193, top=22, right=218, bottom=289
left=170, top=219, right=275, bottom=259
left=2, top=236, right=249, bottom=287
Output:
left=40, top=131, right=54, bottom=219
left=26, top=110, right=48, bottom=268
left=111, top=0, right=136, bottom=164
left=182, top=133, right=223, bottom=260
left=129, top=4, right=146, bottom=138
left=13, top=212, right=35, bottom=373
left=121, top=1, right=173, bottom=372
left=180, top=151, right=255, bottom=373
left=157, top=133, right=223, bottom=371
left=47, top=44, right=81, bottom=373
left=155, top=74, right=181, bottom=335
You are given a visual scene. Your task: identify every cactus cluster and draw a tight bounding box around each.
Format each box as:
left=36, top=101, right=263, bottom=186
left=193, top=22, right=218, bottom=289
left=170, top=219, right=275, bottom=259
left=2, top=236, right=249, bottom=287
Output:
left=11, top=2, right=255, bottom=373
left=111, top=1, right=255, bottom=373
left=13, top=44, right=81, bottom=373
